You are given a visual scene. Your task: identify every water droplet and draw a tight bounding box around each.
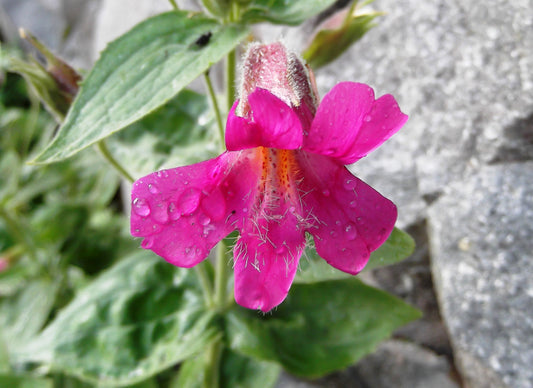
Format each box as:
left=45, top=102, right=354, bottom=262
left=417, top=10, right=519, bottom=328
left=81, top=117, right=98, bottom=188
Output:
left=168, top=202, right=181, bottom=221
left=275, top=246, right=286, bottom=254
left=152, top=203, right=169, bottom=224
left=322, top=189, right=330, bottom=197
left=335, top=220, right=341, bottom=226
left=243, top=207, right=248, bottom=213
left=148, top=183, right=159, bottom=194
left=330, top=230, right=338, bottom=238
left=343, top=178, right=357, bottom=190
left=199, top=214, right=211, bottom=226
left=133, top=198, right=151, bottom=217
left=288, top=206, right=296, bottom=213
left=363, top=114, right=372, bottom=122
left=201, top=188, right=226, bottom=221
left=141, top=237, right=154, bottom=249
left=178, top=188, right=201, bottom=215
left=344, top=223, right=357, bottom=240
left=184, top=247, right=195, bottom=259
left=349, top=201, right=357, bottom=208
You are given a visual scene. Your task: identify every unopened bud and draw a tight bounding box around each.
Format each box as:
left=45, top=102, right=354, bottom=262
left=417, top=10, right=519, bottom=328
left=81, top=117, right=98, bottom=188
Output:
left=238, top=42, right=319, bottom=127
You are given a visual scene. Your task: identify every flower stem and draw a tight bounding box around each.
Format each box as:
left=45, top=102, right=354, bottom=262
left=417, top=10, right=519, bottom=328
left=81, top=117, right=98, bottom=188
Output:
left=96, top=140, right=135, bottom=183
left=167, top=0, right=179, bottom=11
left=205, top=341, right=222, bottom=388
left=214, top=240, right=229, bottom=308
left=194, top=262, right=214, bottom=308
left=203, top=72, right=226, bottom=150
left=226, top=49, right=236, bottom=113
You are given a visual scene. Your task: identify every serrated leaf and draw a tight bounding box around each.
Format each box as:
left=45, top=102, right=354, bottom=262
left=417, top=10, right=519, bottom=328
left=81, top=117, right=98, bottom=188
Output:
left=107, top=89, right=219, bottom=178
left=33, top=11, right=248, bottom=164
left=225, top=278, right=421, bottom=378
left=13, top=251, right=220, bottom=387
left=241, top=0, right=337, bottom=25
left=295, top=227, right=415, bottom=283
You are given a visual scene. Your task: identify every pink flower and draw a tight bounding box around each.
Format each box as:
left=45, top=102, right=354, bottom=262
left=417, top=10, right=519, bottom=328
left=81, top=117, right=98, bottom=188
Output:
left=131, top=43, right=407, bottom=312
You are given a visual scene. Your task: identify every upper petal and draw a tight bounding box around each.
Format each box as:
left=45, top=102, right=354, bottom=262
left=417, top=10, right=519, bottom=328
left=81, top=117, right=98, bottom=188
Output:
left=296, top=150, right=397, bottom=274
left=226, top=88, right=303, bottom=151
left=131, top=150, right=262, bottom=267
left=304, top=82, right=408, bottom=164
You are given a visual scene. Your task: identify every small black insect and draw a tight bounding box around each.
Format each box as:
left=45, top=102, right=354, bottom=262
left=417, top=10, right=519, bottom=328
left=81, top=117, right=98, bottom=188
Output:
left=195, top=31, right=212, bottom=47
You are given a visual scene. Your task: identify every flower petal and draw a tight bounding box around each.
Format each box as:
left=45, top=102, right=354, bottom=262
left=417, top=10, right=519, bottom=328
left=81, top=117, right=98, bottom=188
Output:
left=131, top=151, right=262, bottom=267
left=233, top=197, right=305, bottom=312
left=304, top=82, right=408, bottom=164
left=226, top=88, right=303, bottom=151
left=296, top=151, right=397, bottom=274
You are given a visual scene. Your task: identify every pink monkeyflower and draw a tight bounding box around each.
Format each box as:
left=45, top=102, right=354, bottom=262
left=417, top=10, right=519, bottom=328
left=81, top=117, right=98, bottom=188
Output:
left=131, top=42, right=408, bottom=312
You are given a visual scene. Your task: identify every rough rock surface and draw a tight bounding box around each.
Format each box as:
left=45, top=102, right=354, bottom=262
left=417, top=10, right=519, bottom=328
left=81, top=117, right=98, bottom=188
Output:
left=428, top=163, right=533, bottom=388
left=276, top=340, right=459, bottom=388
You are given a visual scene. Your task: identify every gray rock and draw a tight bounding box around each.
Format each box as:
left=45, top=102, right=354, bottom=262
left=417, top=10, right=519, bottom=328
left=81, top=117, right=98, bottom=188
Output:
left=428, top=162, right=533, bottom=388
left=315, top=0, right=533, bottom=206
left=0, top=0, right=65, bottom=50
left=276, top=340, right=459, bottom=388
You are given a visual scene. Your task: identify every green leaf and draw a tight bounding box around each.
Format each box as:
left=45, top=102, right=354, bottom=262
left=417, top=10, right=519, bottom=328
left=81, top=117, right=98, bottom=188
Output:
left=0, top=374, right=53, bottom=388
left=0, top=278, right=58, bottom=349
left=241, top=0, right=337, bottom=25
left=32, top=11, right=248, bottom=164
left=295, top=228, right=415, bottom=283
left=303, top=5, right=380, bottom=69
left=108, top=89, right=219, bottom=178
left=363, top=227, right=415, bottom=270
left=225, top=278, right=421, bottom=378
left=220, top=349, right=280, bottom=388
left=13, top=251, right=220, bottom=386
left=172, top=348, right=280, bottom=388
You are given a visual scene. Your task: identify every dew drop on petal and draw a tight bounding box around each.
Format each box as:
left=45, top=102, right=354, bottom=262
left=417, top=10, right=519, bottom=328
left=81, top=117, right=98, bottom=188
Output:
left=168, top=202, right=181, bottom=221
left=275, top=246, right=286, bottom=254
left=344, top=223, right=357, bottom=240
left=202, top=188, right=226, bottom=221
left=133, top=198, right=151, bottom=217
left=152, top=202, right=169, bottom=224
left=330, top=230, right=338, bottom=238
left=148, top=183, right=159, bottom=194
left=349, top=200, right=357, bottom=208
left=199, top=214, right=211, bottom=226
left=178, top=188, right=201, bottom=215
left=363, top=114, right=372, bottom=122
left=142, top=237, right=154, bottom=249
left=343, top=178, right=357, bottom=190
left=322, top=189, right=330, bottom=197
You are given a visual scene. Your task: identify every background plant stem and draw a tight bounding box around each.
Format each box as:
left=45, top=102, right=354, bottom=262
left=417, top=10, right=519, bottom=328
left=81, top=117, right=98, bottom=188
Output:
left=96, top=140, right=135, bottom=183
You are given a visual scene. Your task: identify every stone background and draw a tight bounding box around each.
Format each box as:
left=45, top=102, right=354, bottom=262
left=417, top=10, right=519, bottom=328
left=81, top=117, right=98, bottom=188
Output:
left=1, top=0, right=532, bottom=387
